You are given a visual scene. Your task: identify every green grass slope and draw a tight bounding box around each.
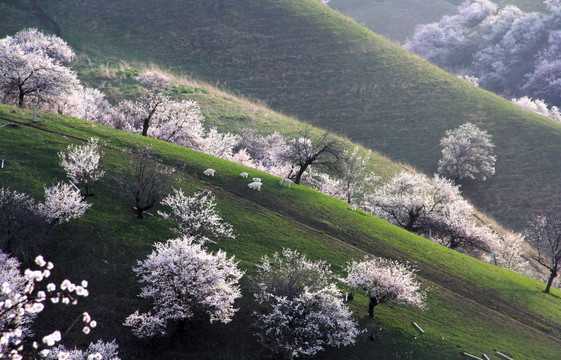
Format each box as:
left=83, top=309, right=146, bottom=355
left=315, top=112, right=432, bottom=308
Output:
left=8, top=0, right=558, bottom=231
left=2, top=105, right=561, bottom=359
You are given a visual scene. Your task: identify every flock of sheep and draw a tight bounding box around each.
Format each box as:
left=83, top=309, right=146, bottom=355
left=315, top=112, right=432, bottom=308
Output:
left=203, top=168, right=292, bottom=192
left=203, top=168, right=357, bottom=211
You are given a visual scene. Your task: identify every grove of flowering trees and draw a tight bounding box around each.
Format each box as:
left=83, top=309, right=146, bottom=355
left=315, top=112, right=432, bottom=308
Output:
left=342, top=256, right=426, bottom=317
left=253, top=249, right=359, bottom=359
left=124, top=236, right=244, bottom=338
left=437, top=123, right=496, bottom=183
left=405, top=0, right=561, bottom=110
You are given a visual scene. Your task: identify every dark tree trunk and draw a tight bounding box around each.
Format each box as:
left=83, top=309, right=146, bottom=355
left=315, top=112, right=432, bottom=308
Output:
left=18, top=90, right=25, bottom=108
left=368, top=297, right=378, bottom=318
left=545, top=269, right=558, bottom=293
left=142, top=116, right=150, bottom=136
left=293, top=164, right=308, bottom=184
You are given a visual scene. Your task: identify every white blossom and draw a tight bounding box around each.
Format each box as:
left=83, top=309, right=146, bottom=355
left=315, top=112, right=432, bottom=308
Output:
left=437, top=122, right=496, bottom=182
left=343, top=257, right=426, bottom=317
left=58, top=138, right=105, bottom=196
left=158, top=189, right=234, bottom=244
left=124, top=236, right=244, bottom=338
left=0, top=29, right=79, bottom=108
left=254, top=249, right=359, bottom=358
left=38, top=182, right=91, bottom=225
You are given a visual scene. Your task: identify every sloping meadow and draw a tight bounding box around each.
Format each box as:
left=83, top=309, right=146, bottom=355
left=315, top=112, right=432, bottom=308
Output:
left=1, top=106, right=561, bottom=359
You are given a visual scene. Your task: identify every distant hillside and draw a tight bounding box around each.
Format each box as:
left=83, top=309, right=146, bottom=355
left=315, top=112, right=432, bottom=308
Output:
left=2, top=106, right=561, bottom=359
left=6, top=0, right=561, bottom=232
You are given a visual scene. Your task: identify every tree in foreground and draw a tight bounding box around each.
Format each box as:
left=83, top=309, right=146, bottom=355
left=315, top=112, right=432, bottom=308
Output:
left=122, top=145, right=175, bottom=219
left=285, top=128, right=342, bottom=184
left=253, top=249, right=359, bottom=359
left=525, top=213, right=561, bottom=293
left=158, top=189, right=234, bottom=245
left=124, top=236, right=244, bottom=338
left=342, top=256, right=426, bottom=318
left=58, top=137, right=105, bottom=197
left=1, top=253, right=100, bottom=359
left=437, top=122, right=496, bottom=183
left=0, top=28, right=79, bottom=108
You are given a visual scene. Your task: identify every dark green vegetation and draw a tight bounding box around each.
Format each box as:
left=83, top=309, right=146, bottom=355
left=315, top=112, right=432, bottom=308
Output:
left=2, top=105, right=561, bottom=359
left=0, top=0, right=552, bottom=231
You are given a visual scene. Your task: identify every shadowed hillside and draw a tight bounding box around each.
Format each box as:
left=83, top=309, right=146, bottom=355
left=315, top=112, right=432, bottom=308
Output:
left=14, top=0, right=561, bottom=231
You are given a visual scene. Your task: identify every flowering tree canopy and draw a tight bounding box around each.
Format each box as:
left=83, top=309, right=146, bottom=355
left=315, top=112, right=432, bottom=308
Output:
left=342, top=256, right=426, bottom=317
left=253, top=249, right=359, bottom=359
left=38, top=182, right=91, bottom=225
left=285, top=128, right=342, bottom=184
left=0, top=28, right=79, bottom=108
left=124, top=236, right=244, bottom=338
left=437, top=123, right=496, bottom=182
left=525, top=213, right=561, bottom=293
left=158, top=189, right=234, bottom=244
left=338, top=147, right=379, bottom=204
left=489, top=231, right=528, bottom=273
left=58, top=138, right=105, bottom=197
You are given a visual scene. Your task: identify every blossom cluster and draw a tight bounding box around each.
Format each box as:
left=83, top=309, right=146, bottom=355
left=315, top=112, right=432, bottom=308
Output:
left=0, top=254, right=93, bottom=359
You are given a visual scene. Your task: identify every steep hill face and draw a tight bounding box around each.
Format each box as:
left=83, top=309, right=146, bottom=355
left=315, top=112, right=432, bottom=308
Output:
left=11, top=0, right=561, bottom=232
left=2, top=106, right=561, bottom=359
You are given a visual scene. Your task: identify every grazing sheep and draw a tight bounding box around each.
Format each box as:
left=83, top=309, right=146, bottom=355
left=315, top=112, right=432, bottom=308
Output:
left=252, top=177, right=262, bottom=183
left=204, top=168, right=215, bottom=177
left=279, top=178, right=292, bottom=188
left=349, top=204, right=357, bottom=211
left=248, top=181, right=262, bottom=191
left=240, top=172, right=249, bottom=178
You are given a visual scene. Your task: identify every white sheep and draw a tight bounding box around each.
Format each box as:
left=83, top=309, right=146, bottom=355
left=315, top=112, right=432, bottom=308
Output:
left=248, top=181, right=262, bottom=191
left=252, top=177, right=262, bottom=183
left=204, top=168, right=215, bottom=177
left=279, top=178, right=292, bottom=188
left=240, top=172, right=249, bottom=178
left=348, top=204, right=357, bottom=211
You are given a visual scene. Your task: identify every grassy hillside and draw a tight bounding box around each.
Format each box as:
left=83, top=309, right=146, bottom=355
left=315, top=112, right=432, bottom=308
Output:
left=2, top=105, right=561, bottom=359
left=3, top=0, right=553, bottom=232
